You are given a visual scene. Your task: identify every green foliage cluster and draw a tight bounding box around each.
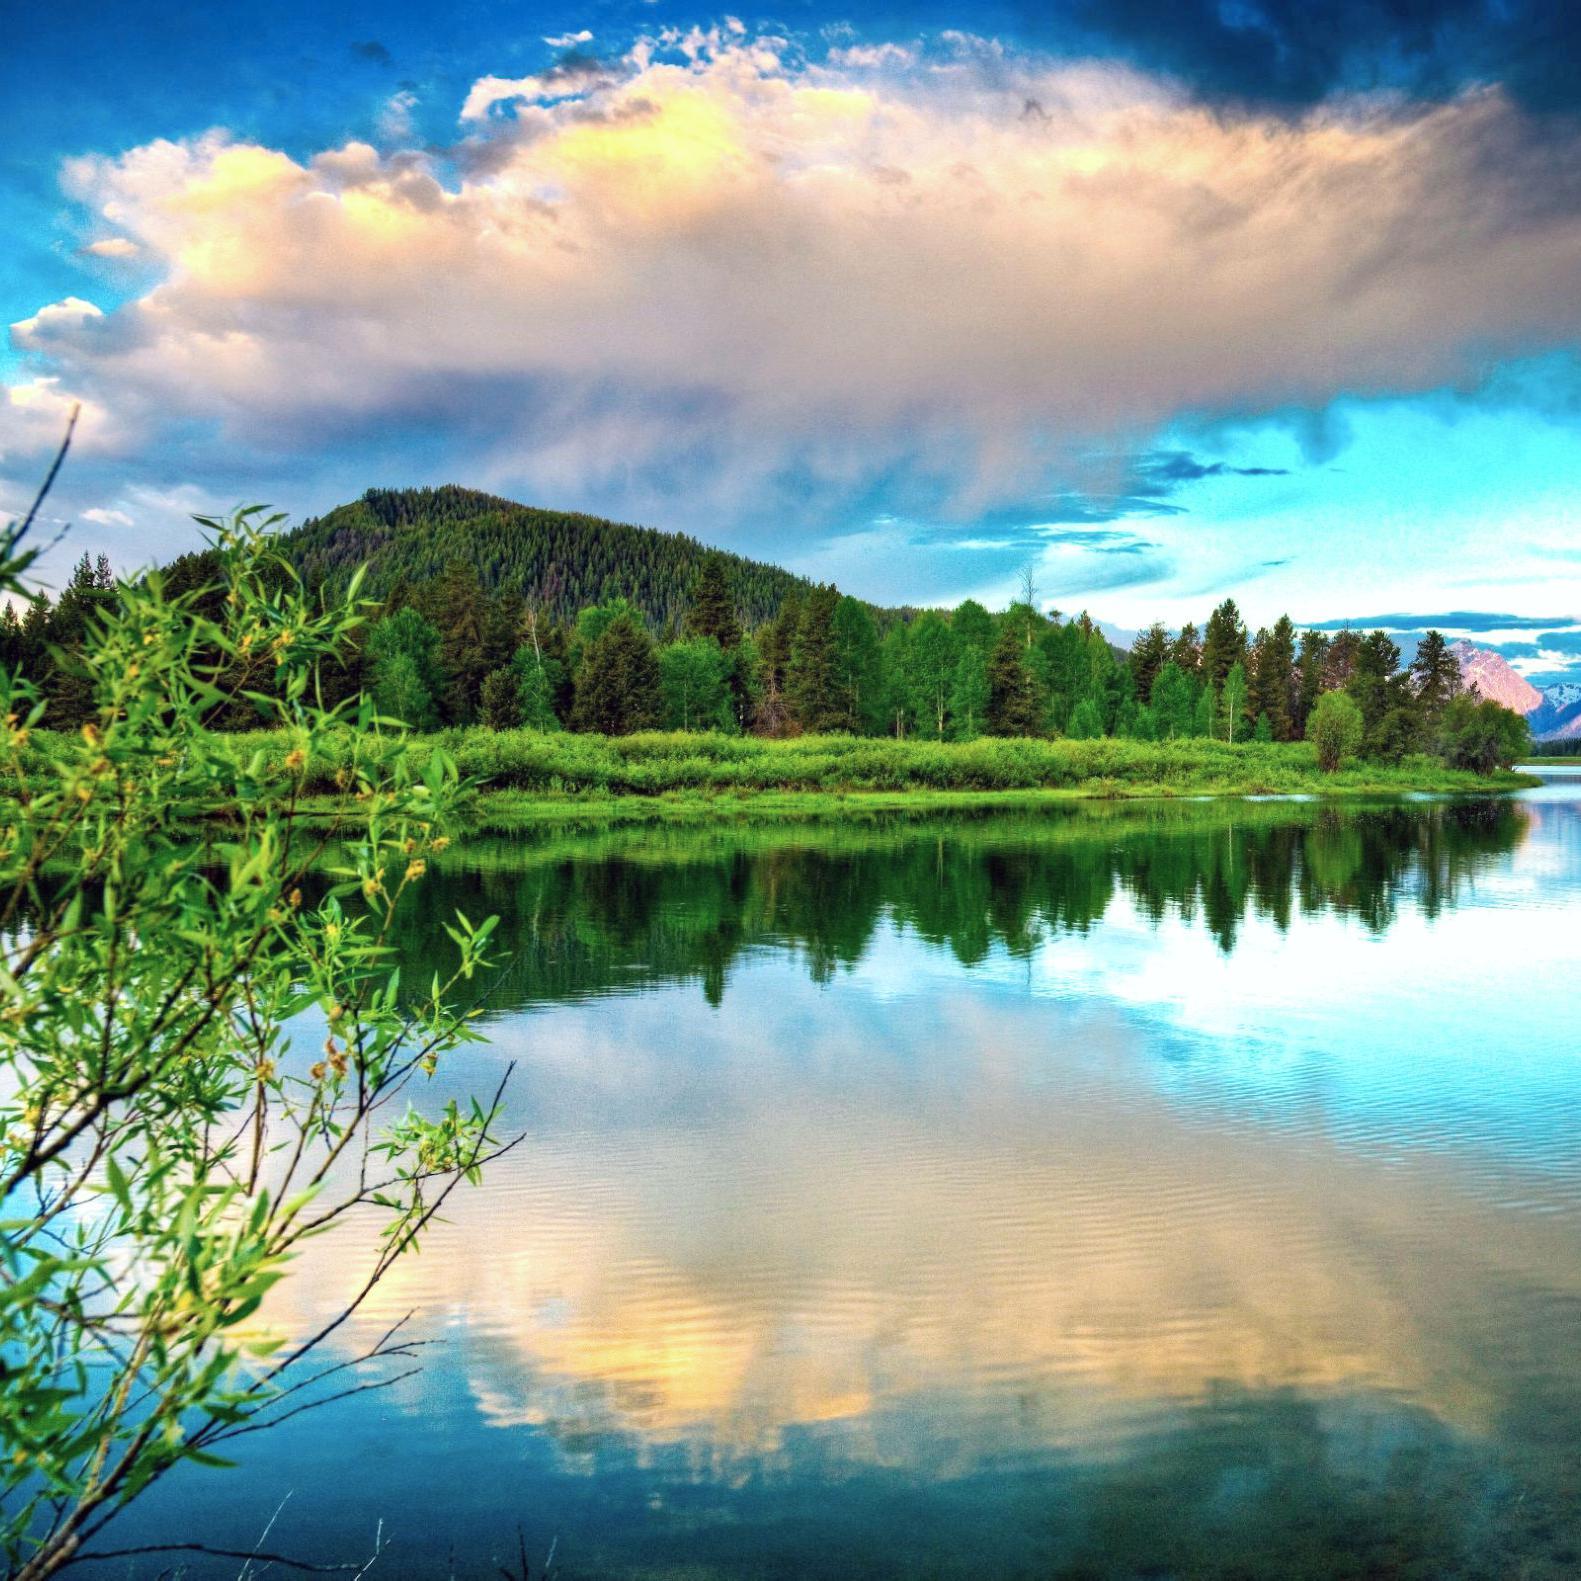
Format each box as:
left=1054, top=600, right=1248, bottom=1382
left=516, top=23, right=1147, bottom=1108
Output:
left=160, top=728, right=1529, bottom=800
left=0, top=491, right=507, bottom=1577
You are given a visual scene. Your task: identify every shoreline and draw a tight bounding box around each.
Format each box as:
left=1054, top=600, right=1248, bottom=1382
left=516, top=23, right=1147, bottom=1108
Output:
left=451, top=771, right=1540, bottom=829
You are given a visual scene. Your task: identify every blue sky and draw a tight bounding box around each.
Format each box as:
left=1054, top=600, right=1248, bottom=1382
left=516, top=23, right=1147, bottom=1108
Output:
left=4, top=0, right=1580, bottom=676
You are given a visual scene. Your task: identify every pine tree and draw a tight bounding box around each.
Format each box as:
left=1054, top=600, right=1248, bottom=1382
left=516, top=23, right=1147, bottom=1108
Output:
left=1200, top=598, right=1248, bottom=689
left=1129, top=622, right=1171, bottom=704
left=1410, top=629, right=1462, bottom=729
left=788, top=584, right=843, bottom=732
left=1348, top=629, right=1404, bottom=740
left=1170, top=622, right=1201, bottom=675
left=986, top=624, right=1042, bottom=736
left=1296, top=629, right=1330, bottom=736
left=423, top=560, right=490, bottom=725
left=1249, top=615, right=1296, bottom=741
left=571, top=613, right=661, bottom=734
left=683, top=553, right=742, bottom=648
left=1324, top=627, right=1361, bottom=690
left=480, top=667, right=524, bottom=729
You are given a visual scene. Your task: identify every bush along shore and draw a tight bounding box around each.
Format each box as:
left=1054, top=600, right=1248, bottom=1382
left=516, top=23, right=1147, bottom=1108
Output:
left=9, top=728, right=1527, bottom=823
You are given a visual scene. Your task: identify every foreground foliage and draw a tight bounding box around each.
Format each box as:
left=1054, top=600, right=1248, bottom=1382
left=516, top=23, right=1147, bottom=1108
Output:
left=0, top=493, right=504, bottom=1577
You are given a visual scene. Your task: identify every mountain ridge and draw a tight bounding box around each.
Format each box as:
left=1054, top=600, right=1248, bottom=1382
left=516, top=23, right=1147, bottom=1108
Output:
left=282, top=485, right=812, bottom=632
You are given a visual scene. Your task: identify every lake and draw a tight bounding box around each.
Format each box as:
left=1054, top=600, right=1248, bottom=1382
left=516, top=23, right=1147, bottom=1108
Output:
left=108, top=770, right=1581, bottom=1578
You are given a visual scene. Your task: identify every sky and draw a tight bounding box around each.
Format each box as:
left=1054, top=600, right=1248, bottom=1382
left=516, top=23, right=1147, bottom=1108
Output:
left=4, top=0, right=1581, bottom=678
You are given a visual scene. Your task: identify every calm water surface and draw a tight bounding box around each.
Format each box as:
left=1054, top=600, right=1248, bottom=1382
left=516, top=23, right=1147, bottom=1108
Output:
left=116, top=772, right=1581, bottom=1578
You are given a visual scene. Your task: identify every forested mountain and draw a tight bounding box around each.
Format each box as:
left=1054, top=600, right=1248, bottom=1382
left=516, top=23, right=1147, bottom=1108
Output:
left=283, top=486, right=808, bottom=632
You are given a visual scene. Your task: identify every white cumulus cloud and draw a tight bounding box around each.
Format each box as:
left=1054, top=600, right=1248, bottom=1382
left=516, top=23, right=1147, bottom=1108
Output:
left=8, top=28, right=1581, bottom=552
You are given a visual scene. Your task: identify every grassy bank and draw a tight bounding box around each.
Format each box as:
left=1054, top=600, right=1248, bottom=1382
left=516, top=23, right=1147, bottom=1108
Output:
left=184, top=727, right=1537, bottom=825
left=10, top=727, right=1529, bottom=830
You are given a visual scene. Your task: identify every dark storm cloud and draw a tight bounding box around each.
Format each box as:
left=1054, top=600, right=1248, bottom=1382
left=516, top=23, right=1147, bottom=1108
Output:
left=1048, top=0, right=1581, bottom=114
left=1131, top=452, right=1290, bottom=486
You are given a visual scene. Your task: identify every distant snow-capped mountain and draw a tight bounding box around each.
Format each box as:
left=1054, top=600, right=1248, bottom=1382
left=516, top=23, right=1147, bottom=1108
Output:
left=1531, top=679, right=1581, bottom=742
left=1451, top=640, right=1543, bottom=715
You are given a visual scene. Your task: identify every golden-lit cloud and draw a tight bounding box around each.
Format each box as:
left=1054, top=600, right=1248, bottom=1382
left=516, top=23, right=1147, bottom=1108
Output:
left=11, top=30, right=1581, bottom=528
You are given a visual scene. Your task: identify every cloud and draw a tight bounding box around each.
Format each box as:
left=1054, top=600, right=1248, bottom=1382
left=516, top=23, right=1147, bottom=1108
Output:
left=10, top=28, right=1581, bottom=542
left=1131, top=450, right=1289, bottom=485
left=80, top=506, right=132, bottom=526
left=1060, top=0, right=1581, bottom=114
left=79, top=237, right=140, bottom=260
left=544, top=29, right=594, bottom=48
left=351, top=40, right=391, bottom=65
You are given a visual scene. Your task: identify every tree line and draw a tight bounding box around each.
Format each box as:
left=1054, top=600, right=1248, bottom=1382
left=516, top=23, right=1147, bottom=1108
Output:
left=4, top=547, right=1529, bottom=772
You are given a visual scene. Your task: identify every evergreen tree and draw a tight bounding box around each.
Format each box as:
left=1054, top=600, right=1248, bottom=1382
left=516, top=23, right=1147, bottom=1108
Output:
left=1200, top=598, right=1248, bottom=688
left=788, top=584, right=843, bottom=732
left=480, top=667, right=524, bottom=729
left=1129, top=622, right=1171, bottom=704
left=0, top=604, right=21, bottom=673
left=421, top=560, right=492, bottom=725
left=1253, top=710, right=1274, bottom=742
left=42, top=554, right=113, bottom=727
left=572, top=613, right=661, bottom=734
left=1170, top=621, right=1201, bottom=675
left=1347, top=629, right=1405, bottom=741
left=1248, top=622, right=1293, bottom=740
left=1410, top=629, right=1462, bottom=729
left=1296, top=629, right=1330, bottom=736
left=1324, top=627, right=1361, bottom=690
left=753, top=589, right=803, bottom=736
left=986, top=624, right=1042, bottom=736
left=569, top=596, right=644, bottom=677
left=683, top=553, right=742, bottom=648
